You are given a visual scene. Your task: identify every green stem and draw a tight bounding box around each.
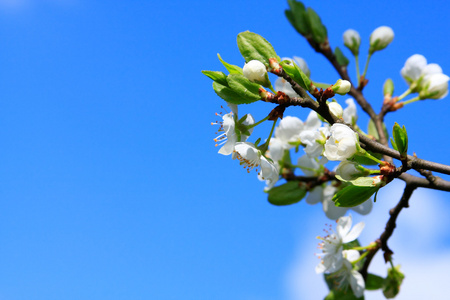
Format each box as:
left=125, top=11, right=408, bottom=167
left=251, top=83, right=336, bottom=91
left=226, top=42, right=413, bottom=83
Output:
left=362, top=151, right=384, bottom=165
left=355, top=54, right=360, bottom=83
left=260, top=118, right=278, bottom=154
left=362, top=53, right=372, bottom=79
left=268, top=84, right=276, bottom=94
left=352, top=250, right=370, bottom=266
left=312, top=81, right=331, bottom=89
left=397, top=89, right=412, bottom=101
left=248, top=115, right=271, bottom=129
left=400, top=96, right=421, bottom=106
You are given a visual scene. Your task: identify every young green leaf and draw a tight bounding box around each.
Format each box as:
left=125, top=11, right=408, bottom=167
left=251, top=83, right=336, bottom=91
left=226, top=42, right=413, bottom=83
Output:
left=306, top=7, right=328, bottom=44
left=350, top=150, right=382, bottom=166
left=237, top=31, right=280, bottom=66
left=279, top=60, right=311, bottom=90
left=285, top=0, right=310, bottom=36
left=217, top=53, right=243, bottom=75
left=335, top=47, right=349, bottom=67
left=201, top=70, right=228, bottom=86
left=383, top=265, right=405, bottom=299
left=226, top=74, right=262, bottom=102
left=365, top=273, right=385, bottom=290
left=333, top=185, right=379, bottom=207
left=267, top=181, right=306, bottom=206
left=213, top=81, right=252, bottom=105
left=392, top=122, right=408, bottom=158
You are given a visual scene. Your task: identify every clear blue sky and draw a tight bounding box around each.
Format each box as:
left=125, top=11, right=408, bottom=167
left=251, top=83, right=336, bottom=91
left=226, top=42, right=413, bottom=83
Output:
left=0, top=1, right=449, bottom=299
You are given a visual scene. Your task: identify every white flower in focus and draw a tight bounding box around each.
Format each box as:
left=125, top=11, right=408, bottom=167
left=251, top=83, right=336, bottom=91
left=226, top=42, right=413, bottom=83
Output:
left=343, top=98, right=357, bottom=125
left=243, top=60, right=268, bottom=84
left=333, top=79, right=351, bottom=95
left=316, top=214, right=365, bottom=274
left=401, top=54, right=427, bottom=84
left=234, top=142, right=279, bottom=186
left=343, top=29, right=361, bottom=56
left=328, top=102, right=344, bottom=119
left=420, top=73, right=450, bottom=100
left=324, top=124, right=358, bottom=161
left=369, top=26, right=394, bottom=53
left=213, top=104, right=255, bottom=156
left=335, top=250, right=365, bottom=298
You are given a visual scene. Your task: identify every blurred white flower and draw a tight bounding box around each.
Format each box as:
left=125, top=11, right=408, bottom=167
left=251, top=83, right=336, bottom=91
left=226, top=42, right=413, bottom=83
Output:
left=343, top=29, right=361, bottom=56
left=343, top=98, right=357, bottom=125
left=328, top=101, right=344, bottom=119
left=369, top=26, right=394, bottom=53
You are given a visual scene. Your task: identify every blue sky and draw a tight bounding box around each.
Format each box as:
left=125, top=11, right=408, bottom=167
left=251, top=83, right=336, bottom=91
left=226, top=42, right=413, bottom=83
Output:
left=0, top=0, right=449, bottom=299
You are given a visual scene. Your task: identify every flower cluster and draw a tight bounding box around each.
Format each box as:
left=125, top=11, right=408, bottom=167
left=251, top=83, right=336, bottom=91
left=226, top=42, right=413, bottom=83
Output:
left=316, top=215, right=365, bottom=298
left=401, top=54, right=450, bottom=100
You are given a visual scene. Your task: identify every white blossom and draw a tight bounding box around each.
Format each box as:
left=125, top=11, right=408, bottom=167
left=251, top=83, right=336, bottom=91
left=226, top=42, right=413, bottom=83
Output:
left=420, top=73, right=450, bottom=99
left=316, top=214, right=364, bottom=274
left=243, top=60, right=268, bottom=84
left=343, top=29, right=360, bottom=55
left=369, top=26, right=394, bottom=52
left=322, top=185, right=373, bottom=220
left=234, top=142, right=279, bottom=186
left=324, top=124, right=358, bottom=161
left=213, top=103, right=254, bottom=156
left=343, top=98, right=357, bottom=125
left=401, top=54, right=427, bottom=83
left=275, top=77, right=298, bottom=98
left=336, top=250, right=365, bottom=298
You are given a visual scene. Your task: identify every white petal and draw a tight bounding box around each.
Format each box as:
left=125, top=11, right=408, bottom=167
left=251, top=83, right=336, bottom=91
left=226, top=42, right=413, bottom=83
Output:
left=306, top=186, right=323, bottom=204
left=351, top=198, right=373, bottom=215
left=342, top=221, right=365, bottom=243
left=349, top=270, right=365, bottom=298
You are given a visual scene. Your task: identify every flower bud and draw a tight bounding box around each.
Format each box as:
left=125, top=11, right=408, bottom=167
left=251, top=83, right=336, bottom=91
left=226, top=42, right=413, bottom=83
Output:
left=243, top=60, right=270, bottom=86
left=419, top=73, right=450, bottom=99
left=328, top=101, right=343, bottom=119
left=343, top=29, right=361, bottom=56
left=336, top=161, right=367, bottom=181
left=369, top=26, right=394, bottom=53
left=332, top=79, right=351, bottom=95
left=383, top=78, right=394, bottom=96
left=400, top=54, right=427, bottom=84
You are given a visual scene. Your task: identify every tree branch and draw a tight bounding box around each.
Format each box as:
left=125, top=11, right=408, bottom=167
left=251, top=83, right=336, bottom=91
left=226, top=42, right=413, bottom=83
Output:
left=360, top=184, right=416, bottom=279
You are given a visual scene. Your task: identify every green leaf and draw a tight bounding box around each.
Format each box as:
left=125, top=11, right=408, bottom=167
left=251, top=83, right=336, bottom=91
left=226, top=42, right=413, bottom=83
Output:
left=333, top=185, right=379, bottom=207
left=383, top=265, right=405, bottom=299
left=350, top=151, right=382, bottom=166
left=213, top=81, right=250, bottom=105
left=237, top=31, right=279, bottom=66
left=268, top=181, right=306, bottom=206
left=366, top=273, right=385, bottom=290
left=280, top=60, right=311, bottom=90
left=367, top=119, right=389, bottom=142
left=201, top=70, right=228, bottom=86
left=335, top=47, right=349, bottom=66
left=285, top=0, right=310, bottom=36
left=390, top=138, right=398, bottom=151
left=217, top=53, right=243, bottom=75
left=226, top=74, right=261, bottom=102
left=306, top=7, right=328, bottom=44
left=392, top=122, right=408, bottom=158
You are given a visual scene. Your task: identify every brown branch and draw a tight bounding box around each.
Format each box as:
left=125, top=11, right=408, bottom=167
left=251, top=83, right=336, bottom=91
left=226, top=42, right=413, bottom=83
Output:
left=360, top=184, right=416, bottom=279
